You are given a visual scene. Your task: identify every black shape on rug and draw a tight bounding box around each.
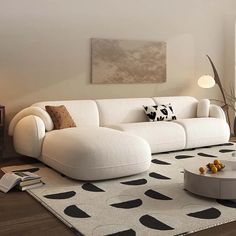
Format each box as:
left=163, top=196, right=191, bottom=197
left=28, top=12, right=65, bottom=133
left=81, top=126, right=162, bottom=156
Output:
left=219, top=149, right=236, bottom=153
left=64, top=205, right=90, bottom=218
left=105, top=229, right=136, bottom=236
left=145, top=189, right=173, bottom=200
left=200, top=146, right=212, bottom=149
left=110, top=199, right=142, bottom=209
left=13, top=167, right=40, bottom=173
left=121, top=179, right=147, bottom=185
left=187, top=207, right=221, bottom=219
left=219, top=143, right=234, bottom=146
left=197, top=153, right=217, bottom=157
left=152, top=159, right=171, bottom=165
left=139, top=214, right=174, bottom=230
left=216, top=199, right=236, bottom=208
left=44, top=191, right=76, bottom=199
left=186, top=148, right=196, bottom=151
left=149, top=172, right=171, bottom=180
left=175, top=155, right=194, bottom=160
left=82, top=183, right=105, bottom=192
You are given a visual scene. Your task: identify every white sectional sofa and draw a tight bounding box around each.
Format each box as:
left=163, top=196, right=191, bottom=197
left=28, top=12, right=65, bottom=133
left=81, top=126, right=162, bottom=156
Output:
left=8, top=96, right=230, bottom=180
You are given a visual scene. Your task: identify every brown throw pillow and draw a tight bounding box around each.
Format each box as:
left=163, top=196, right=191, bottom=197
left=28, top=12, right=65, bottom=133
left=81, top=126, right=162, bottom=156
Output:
left=45, top=105, right=76, bottom=130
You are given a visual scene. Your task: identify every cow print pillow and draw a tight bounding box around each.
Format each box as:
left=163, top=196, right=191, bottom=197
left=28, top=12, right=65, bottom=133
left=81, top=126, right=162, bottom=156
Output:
left=143, top=104, right=177, bottom=122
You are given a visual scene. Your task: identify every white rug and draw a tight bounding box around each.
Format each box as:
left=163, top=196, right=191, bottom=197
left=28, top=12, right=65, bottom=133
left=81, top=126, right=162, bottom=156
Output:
left=3, top=143, right=236, bottom=236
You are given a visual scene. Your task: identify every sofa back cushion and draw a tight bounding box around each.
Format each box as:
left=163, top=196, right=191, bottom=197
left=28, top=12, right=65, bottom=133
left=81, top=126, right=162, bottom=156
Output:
left=32, top=100, right=99, bottom=127
left=96, top=98, right=155, bottom=126
left=152, top=96, right=198, bottom=119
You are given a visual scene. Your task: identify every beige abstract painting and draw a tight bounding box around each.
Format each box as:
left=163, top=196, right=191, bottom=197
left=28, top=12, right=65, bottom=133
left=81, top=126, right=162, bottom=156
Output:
left=91, top=38, right=166, bottom=84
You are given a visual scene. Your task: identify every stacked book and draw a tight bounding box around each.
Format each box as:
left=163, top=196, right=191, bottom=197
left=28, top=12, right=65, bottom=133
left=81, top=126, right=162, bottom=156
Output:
left=0, top=171, right=43, bottom=193
left=14, top=172, right=43, bottom=191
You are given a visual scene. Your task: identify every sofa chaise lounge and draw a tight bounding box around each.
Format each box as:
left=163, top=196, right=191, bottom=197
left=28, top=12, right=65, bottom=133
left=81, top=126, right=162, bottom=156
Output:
left=9, top=96, right=230, bottom=180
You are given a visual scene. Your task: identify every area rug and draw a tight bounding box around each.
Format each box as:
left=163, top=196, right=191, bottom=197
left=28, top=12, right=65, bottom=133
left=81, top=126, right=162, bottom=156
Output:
left=3, top=143, right=236, bottom=236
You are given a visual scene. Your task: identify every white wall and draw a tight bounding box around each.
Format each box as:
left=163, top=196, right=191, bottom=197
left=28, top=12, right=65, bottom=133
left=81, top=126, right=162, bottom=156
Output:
left=0, top=0, right=235, bottom=156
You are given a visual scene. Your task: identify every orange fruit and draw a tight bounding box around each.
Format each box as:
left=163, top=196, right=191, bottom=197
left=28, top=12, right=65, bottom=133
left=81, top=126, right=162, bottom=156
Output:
left=214, top=160, right=220, bottom=165
left=209, top=163, right=215, bottom=168
left=215, top=164, right=221, bottom=171
left=199, top=167, right=205, bottom=174
left=220, top=163, right=225, bottom=169
left=211, top=166, right=218, bottom=173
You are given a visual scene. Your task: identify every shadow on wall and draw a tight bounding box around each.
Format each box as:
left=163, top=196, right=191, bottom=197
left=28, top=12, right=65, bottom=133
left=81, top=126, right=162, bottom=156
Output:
left=0, top=36, right=86, bottom=114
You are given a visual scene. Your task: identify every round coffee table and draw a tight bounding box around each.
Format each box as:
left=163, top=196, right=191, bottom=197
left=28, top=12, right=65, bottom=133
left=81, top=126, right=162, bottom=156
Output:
left=184, top=160, right=236, bottom=199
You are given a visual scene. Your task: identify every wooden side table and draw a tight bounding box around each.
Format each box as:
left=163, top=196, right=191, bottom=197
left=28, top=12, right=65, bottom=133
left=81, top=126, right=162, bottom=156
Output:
left=0, top=105, right=5, bottom=158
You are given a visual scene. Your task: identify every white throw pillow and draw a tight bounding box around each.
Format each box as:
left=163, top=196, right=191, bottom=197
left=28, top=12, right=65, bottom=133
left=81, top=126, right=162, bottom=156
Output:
left=197, top=99, right=210, bottom=117
left=143, top=104, right=177, bottom=122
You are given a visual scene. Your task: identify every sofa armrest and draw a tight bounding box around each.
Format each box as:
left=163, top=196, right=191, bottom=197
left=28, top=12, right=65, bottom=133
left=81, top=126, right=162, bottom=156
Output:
left=9, top=106, right=53, bottom=136
left=209, top=104, right=226, bottom=120
left=13, top=115, right=46, bottom=158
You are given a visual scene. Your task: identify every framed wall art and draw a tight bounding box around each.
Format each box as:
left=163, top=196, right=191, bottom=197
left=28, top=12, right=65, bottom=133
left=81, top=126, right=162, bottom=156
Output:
left=91, top=38, right=166, bottom=84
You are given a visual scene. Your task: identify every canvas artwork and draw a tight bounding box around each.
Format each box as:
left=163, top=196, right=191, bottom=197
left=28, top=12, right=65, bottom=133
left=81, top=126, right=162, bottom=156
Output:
left=91, top=38, right=166, bottom=84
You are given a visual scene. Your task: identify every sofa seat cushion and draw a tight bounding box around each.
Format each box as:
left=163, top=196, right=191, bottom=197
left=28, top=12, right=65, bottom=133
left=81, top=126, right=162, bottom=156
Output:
left=110, top=122, right=186, bottom=154
left=174, top=118, right=230, bottom=149
left=41, top=127, right=151, bottom=180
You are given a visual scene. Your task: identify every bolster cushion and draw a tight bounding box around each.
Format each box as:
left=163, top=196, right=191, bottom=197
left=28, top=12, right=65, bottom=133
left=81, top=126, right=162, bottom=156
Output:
left=197, top=99, right=210, bottom=117
left=9, top=106, right=54, bottom=136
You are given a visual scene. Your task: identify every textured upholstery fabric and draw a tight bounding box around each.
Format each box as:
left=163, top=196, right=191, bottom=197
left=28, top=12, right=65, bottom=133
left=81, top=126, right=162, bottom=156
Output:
left=174, top=118, right=230, bottom=148
left=13, top=115, right=45, bottom=157
left=41, top=127, right=152, bottom=180
left=110, top=122, right=185, bottom=153
left=45, top=105, right=76, bottom=130
left=209, top=104, right=226, bottom=120
left=33, top=100, right=99, bottom=127
left=96, top=98, right=155, bottom=126
left=197, top=99, right=210, bottom=117
left=8, top=106, right=53, bottom=135
left=152, top=96, right=198, bottom=119
left=9, top=96, right=230, bottom=180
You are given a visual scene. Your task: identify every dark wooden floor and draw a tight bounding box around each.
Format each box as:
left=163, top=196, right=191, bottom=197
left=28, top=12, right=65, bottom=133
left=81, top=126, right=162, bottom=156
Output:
left=1, top=151, right=236, bottom=236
